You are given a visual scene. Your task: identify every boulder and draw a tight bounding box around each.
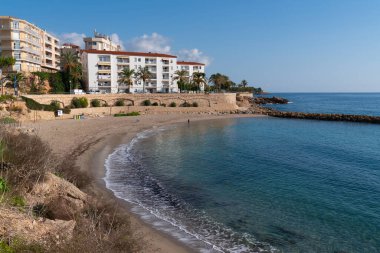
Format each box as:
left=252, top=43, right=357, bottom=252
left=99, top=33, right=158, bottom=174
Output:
left=27, top=172, right=87, bottom=220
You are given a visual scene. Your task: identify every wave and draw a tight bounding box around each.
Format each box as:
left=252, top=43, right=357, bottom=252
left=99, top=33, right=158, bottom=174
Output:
left=103, top=127, right=278, bottom=253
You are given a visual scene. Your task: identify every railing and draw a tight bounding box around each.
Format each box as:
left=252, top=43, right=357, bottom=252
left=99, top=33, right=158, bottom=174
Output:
left=98, top=75, right=111, bottom=80
left=145, top=61, right=157, bottom=64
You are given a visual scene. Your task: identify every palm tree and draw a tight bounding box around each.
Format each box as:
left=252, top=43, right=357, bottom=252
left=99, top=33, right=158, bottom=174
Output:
left=61, top=51, right=81, bottom=90
left=191, top=72, right=207, bottom=92
left=0, top=57, right=16, bottom=95
left=135, top=66, right=152, bottom=93
left=209, top=73, right=228, bottom=92
left=174, top=70, right=189, bottom=92
left=118, top=68, right=135, bottom=93
left=240, top=80, right=248, bottom=88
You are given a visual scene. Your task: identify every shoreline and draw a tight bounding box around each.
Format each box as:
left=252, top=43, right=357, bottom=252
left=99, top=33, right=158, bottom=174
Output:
left=30, top=113, right=263, bottom=252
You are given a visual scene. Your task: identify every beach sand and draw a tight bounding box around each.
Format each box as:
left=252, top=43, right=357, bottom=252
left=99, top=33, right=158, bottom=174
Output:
left=28, top=113, right=261, bottom=252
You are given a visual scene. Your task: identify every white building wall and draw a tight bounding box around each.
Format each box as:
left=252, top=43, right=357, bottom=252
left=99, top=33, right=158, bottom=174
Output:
left=82, top=51, right=180, bottom=94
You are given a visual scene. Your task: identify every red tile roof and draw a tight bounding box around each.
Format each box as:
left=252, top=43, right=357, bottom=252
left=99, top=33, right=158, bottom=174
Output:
left=82, top=49, right=177, bottom=58
left=177, top=61, right=205, bottom=66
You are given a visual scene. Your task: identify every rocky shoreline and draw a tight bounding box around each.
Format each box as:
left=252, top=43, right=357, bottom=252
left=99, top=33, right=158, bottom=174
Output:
left=236, top=94, right=380, bottom=124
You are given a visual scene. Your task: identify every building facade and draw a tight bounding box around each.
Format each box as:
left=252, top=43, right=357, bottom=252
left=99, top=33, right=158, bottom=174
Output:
left=0, top=16, right=60, bottom=73
left=81, top=49, right=179, bottom=93
left=84, top=32, right=121, bottom=52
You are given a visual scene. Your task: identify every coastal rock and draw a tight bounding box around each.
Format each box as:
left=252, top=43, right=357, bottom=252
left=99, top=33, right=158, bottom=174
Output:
left=0, top=207, right=76, bottom=244
left=252, top=96, right=289, bottom=104
left=28, top=172, right=87, bottom=220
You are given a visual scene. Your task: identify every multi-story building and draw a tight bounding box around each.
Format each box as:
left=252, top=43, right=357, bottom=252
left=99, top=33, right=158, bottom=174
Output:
left=176, top=61, right=206, bottom=79
left=84, top=32, right=121, bottom=52
left=0, top=16, right=60, bottom=73
left=81, top=49, right=179, bottom=93
left=60, top=43, right=81, bottom=70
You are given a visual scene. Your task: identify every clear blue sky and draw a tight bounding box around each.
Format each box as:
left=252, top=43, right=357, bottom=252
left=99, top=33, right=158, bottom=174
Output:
left=2, top=0, right=380, bottom=92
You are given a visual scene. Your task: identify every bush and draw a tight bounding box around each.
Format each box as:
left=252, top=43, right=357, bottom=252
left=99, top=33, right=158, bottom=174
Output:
left=114, top=99, right=125, bottom=106
left=181, top=102, right=191, bottom=107
left=192, top=102, right=199, bottom=107
left=0, top=95, right=14, bottom=103
left=152, top=102, right=159, bottom=106
left=21, top=96, right=56, bottom=111
left=11, top=195, right=25, bottom=207
left=114, top=112, right=140, bottom=117
left=141, top=100, right=151, bottom=106
left=0, top=129, right=53, bottom=191
left=91, top=99, right=101, bottom=107
left=0, top=117, right=17, bottom=124
left=71, top=97, right=88, bottom=108
left=63, top=106, right=71, bottom=114
left=161, top=103, right=166, bottom=107
left=0, top=178, right=9, bottom=193
left=50, top=101, right=61, bottom=110
left=169, top=102, right=177, bottom=107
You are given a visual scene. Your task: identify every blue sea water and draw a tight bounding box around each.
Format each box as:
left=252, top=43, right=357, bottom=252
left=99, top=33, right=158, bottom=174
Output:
left=263, top=93, right=380, bottom=116
left=105, top=94, right=380, bottom=253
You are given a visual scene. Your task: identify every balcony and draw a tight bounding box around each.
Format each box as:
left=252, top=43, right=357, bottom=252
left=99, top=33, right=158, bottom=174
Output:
left=162, top=74, right=170, bottom=80
left=145, top=59, right=157, bottom=65
left=147, top=67, right=157, bottom=73
left=117, top=58, right=129, bottom=64
left=162, top=60, right=169, bottom=65
left=162, top=67, right=169, bottom=72
left=98, top=69, right=111, bottom=74
left=98, top=75, right=111, bottom=81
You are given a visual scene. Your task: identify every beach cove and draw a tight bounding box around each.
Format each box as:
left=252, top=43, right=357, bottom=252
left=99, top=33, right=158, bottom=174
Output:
left=29, top=113, right=262, bottom=252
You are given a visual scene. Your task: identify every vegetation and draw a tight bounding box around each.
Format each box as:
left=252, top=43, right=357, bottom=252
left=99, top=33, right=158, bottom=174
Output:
left=152, top=102, right=159, bottom=106
left=118, top=68, right=135, bottom=93
left=208, top=73, right=264, bottom=94
left=169, top=102, right=177, bottom=107
left=22, top=96, right=58, bottom=112
left=0, top=95, right=14, bottom=103
left=71, top=97, right=88, bottom=108
left=192, top=102, right=199, bottom=107
left=191, top=72, right=207, bottom=91
left=114, top=99, right=125, bottom=106
left=0, top=117, right=17, bottom=125
left=135, top=67, right=152, bottom=93
left=0, top=57, right=16, bottom=95
left=6, top=73, right=25, bottom=93
left=114, top=111, right=140, bottom=117
left=61, top=51, right=82, bottom=90
left=181, top=101, right=191, bottom=107
left=141, top=99, right=151, bottom=106
left=90, top=99, right=101, bottom=107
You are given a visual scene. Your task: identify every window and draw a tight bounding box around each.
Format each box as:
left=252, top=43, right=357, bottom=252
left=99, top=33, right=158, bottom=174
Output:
left=14, top=53, right=21, bottom=60
left=98, top=55, right=110, bottom=62
left=138, top=58, right=141, bottom=62
left=92, top=42, right=97, bottom=45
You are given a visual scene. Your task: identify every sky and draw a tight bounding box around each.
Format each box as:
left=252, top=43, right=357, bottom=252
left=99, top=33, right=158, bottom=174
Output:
left=2, top=0, right=380, bottom=92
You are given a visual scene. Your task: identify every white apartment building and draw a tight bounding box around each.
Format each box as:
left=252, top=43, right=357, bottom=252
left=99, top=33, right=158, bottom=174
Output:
left=81, top=49, right=179, bottom=93
left=84, top=32, right=121, bottom=51
left=0, top=16, right=60, bottom=73
left=176, top=61, right=206, bottom=91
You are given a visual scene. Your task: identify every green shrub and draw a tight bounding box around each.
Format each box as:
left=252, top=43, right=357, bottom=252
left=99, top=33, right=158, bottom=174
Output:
left=169, top=102, right=177, bottom=107
left=91, top=99, right=101, bottom=107
left=11, top=196, right=25, bottom=207
left=0, top=240, right=13, bottom=253
left=21, top=96, right=56, bottom=111
left=50, top=101, right=61, bottom=110
left=181, top=102, right=191, bottom=107
left=192, top=102, right=199, bottom=107
left=71, top=97, right=88, bottom=108
left=161, top=103, right=166, bottom=107
left=0, top=117, right=17, bottom=124
left=0, top=95, right=14, bottom=103
left=152, top=102, right=159, bottom=106
left=0, top=178, right=9, bottom=193
left=115, top=99, right=125, bottom=106
left=141, top=100, right=151, bottom=106
left=63, top=106, right=71, bottom=114
left=114, top=111, right=140, bottom=117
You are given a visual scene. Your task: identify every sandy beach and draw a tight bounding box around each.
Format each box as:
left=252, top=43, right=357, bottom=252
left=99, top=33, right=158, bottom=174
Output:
left=28, top=113, right=260, bottom=252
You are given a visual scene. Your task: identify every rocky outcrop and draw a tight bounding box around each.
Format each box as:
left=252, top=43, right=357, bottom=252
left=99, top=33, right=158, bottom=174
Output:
left=27, top=172, right=87, bottom=220
left=252, top=96, right=289, bottom=104
left=264, top=109, right=380, bottom=124
left=0, top=207, right=76, bottom=244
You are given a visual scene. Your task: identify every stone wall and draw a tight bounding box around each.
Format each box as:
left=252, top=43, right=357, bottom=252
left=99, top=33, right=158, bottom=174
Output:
left=23, top=93, right=237, bottom=110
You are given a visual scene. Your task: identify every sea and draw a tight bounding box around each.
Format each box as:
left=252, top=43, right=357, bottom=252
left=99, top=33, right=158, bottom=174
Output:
left=104, top=93, right=380, bottom=253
